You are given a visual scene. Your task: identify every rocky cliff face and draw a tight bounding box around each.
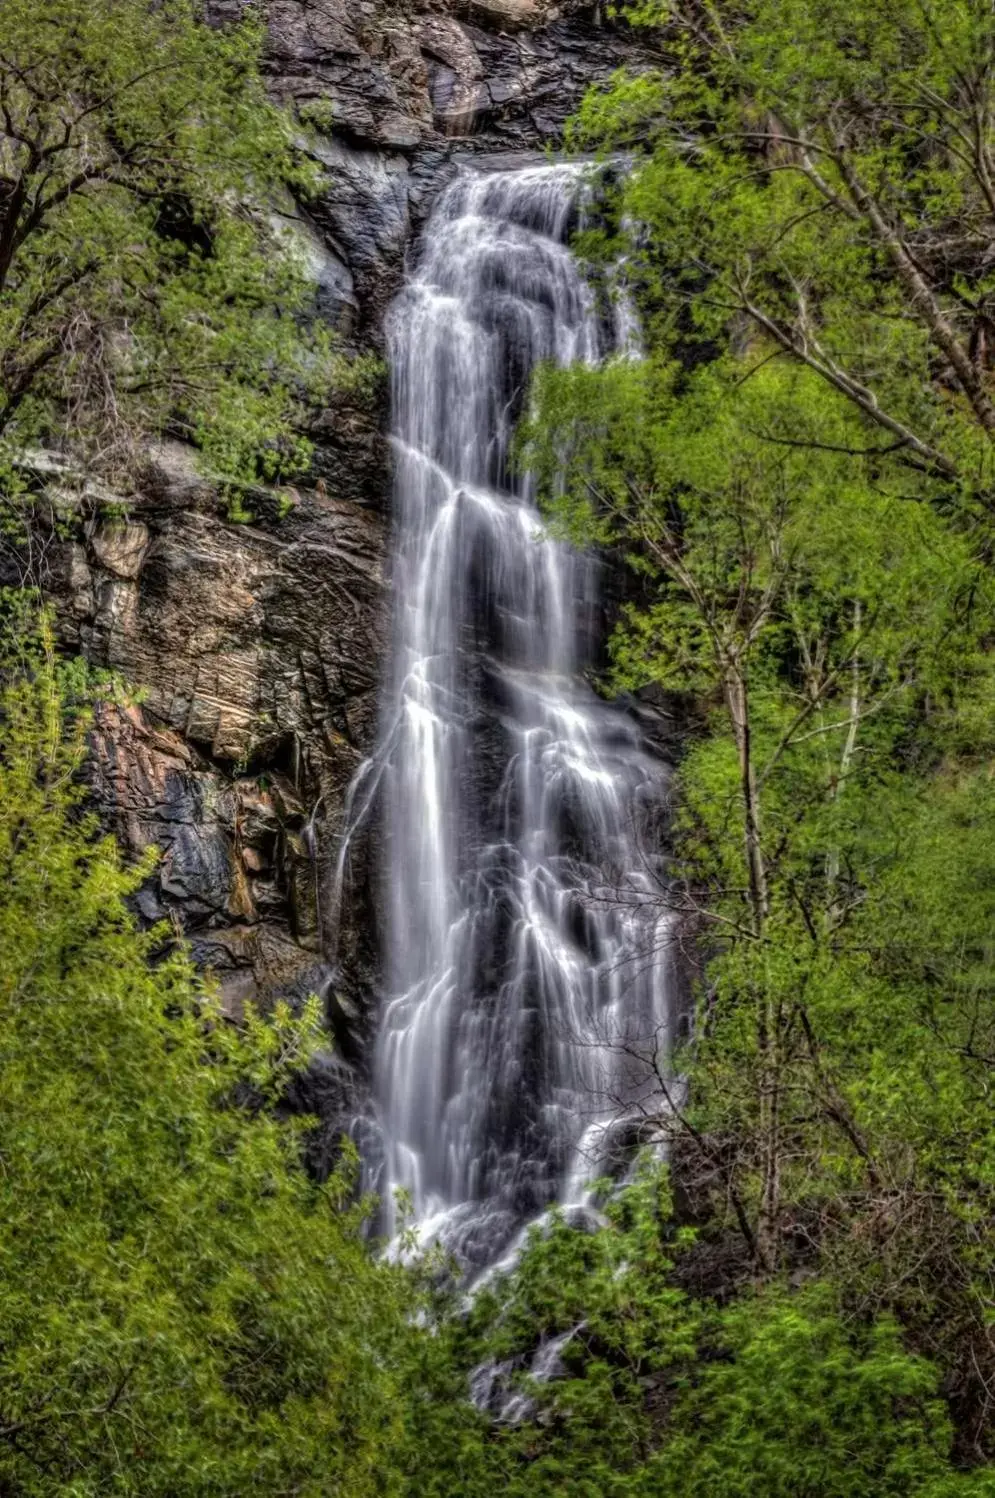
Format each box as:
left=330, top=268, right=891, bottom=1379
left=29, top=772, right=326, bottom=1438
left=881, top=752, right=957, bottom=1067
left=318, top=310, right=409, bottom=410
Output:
left=256, top=0, right=652, bottom=334
left=36, top=0, right=652, bottom=1050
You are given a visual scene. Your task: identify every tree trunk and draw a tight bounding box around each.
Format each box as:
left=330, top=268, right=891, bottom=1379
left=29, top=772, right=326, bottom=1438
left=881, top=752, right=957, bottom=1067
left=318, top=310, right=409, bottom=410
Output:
left=0, top=176, right=26, bottom=299
left=723, top=659, right=780, bottom=1271
left=724, top=664, right=768, bottom=936
left=834, top=148, right=995, bottom=438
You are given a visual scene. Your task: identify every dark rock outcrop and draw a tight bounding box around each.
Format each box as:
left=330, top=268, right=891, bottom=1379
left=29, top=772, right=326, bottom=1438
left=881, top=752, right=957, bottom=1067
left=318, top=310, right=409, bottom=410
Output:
left=228, top=0, right=655, bottom=330
left=46, top=435, right=385, bottom=1034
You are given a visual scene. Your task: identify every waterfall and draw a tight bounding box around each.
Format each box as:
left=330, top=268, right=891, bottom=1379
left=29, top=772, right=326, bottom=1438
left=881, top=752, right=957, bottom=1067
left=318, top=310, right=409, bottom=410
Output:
left=371, top=161, right=672, bottom=1270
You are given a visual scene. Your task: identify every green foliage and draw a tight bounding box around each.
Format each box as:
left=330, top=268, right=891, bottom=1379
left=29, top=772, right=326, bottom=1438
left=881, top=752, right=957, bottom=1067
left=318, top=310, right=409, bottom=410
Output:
left=459, top=1166, right=701, bottom=1495
left=570, top=0, right=995, bottom=503
left=0, top=609, right=421, bottom=1495
left=413, top=1167, right=985, bottom=1497
left=0, top=0, right=342, bottom=486
left=646, top=1286, right=966, bottom=1498
left=4, top=0, right=995, bottom=1487
left=223, top=486, right=255, bottom=526
left=519, top=0, right=995, bottom=1467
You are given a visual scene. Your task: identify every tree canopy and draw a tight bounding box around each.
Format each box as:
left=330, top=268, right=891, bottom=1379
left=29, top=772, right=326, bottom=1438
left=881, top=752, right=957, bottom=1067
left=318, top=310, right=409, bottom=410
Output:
left=0, top=605, right=426, bottom=1494
left=0, top=0, right=338, bottom=488
left=517, top=0, right=995, bottom=1462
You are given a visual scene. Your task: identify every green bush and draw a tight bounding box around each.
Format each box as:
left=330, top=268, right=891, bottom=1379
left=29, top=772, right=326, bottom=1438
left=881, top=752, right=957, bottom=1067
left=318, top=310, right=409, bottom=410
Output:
left=0, top=611, right=416, bottom=1495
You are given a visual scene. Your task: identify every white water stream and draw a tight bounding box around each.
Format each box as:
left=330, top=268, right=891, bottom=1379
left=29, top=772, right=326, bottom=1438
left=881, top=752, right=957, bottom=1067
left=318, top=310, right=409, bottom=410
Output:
left=362, top=162, right=672, bottom=1270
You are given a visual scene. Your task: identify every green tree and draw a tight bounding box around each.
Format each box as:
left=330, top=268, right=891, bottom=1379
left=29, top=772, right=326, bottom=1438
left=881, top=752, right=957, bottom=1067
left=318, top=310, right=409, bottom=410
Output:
left=424, top=1166, right=989, bottom=1497
left=576, top=0, right=995, bottom=500
left=646, top=1284, right=980, bottom=1498
left=0, top=0, right=337, bottom=488
left=0, top=604, right=418, bottom=1495
left=519, top=0, right=995, bottom=1456
left=529, top=346, right=991, bottom=1259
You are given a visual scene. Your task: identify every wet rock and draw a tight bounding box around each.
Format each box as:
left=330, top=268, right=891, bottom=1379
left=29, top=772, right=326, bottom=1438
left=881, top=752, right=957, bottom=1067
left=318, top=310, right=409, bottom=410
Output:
left=226, top=2, right=657, bottom=327
left=273, top=200, right=360, bottom=331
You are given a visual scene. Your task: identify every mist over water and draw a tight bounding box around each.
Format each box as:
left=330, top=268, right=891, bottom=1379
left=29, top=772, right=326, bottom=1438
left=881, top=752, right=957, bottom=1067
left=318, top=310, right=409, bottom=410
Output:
left=371, top=162, right=673, bottom=1270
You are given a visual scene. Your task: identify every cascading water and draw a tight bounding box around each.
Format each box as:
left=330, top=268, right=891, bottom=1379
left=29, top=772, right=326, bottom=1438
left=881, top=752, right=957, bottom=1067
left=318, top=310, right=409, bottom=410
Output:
left=369, top=161, right=672, bottom=1270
